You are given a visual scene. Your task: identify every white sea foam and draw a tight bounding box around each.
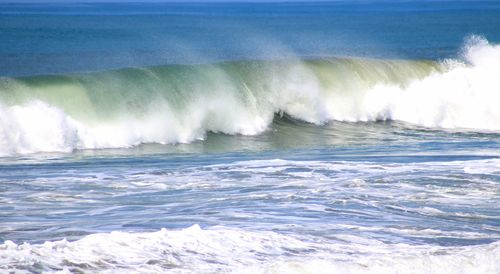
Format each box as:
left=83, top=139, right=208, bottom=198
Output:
left=0, top=101, right=78, bottom=155
left=0, top=36, right=499, bottom=155
left=359, top=36, right=500, bottom=130
left=1, top=225, right=498, bottom=273
left=1, top=157, right=498, bottom=272
left=0, top=93, right=270, bottom=156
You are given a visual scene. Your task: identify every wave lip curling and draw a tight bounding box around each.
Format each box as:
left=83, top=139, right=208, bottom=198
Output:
left=0, top=36, right=498, bottom=156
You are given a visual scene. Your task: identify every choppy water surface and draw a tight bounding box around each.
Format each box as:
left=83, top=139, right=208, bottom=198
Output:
left=1, top=122, right=499, bottom=273
left=1, top=1, right=500, bottom=273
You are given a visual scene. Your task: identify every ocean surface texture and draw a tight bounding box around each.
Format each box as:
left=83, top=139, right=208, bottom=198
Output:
left=0, top=1, right=499, bottom=273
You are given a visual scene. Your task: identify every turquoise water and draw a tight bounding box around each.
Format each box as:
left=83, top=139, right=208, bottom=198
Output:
left=0, top=2, right=499, bottom=273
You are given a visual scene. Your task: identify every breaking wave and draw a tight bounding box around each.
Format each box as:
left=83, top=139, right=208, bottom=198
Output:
left=1, top=225, right=499, bottom=273
left=0, top=36, right=499, bottom=155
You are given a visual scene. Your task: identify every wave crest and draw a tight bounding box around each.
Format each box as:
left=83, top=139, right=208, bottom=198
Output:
left=0, top=36, right=499, bottom=155
left=1, top=225, right=499, bottom=273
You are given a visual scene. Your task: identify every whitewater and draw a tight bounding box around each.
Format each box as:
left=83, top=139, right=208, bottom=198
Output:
left=1, top=157, right=499, bottom=273
left=1, top=2, right=499, bottom=274
left=0, top=37, right=499, bottom=156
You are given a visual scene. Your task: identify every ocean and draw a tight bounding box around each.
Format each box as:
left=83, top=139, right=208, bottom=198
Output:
left=0, top=1, right=499, bottom=273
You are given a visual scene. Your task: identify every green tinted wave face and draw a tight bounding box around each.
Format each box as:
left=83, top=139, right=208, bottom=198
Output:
left=0, top=58, right=441, bottom=124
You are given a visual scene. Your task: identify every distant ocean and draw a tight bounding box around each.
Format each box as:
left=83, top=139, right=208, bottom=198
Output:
left=0, top=1, right=499, bottom=273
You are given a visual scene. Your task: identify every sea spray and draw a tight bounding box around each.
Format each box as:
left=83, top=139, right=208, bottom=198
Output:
left=0, top=37, right=499, bottom=155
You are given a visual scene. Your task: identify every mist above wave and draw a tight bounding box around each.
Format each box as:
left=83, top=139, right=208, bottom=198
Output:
left=0, top=36, right=498, bottom=156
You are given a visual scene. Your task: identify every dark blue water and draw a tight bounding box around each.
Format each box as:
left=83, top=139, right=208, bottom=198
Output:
left=0, top=2, right=499, bottom=273
left=1, top=1, right=500, bottom=76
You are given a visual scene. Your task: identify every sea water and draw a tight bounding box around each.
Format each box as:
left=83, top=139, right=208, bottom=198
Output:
left=0, top=1, right=499, bottom=273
